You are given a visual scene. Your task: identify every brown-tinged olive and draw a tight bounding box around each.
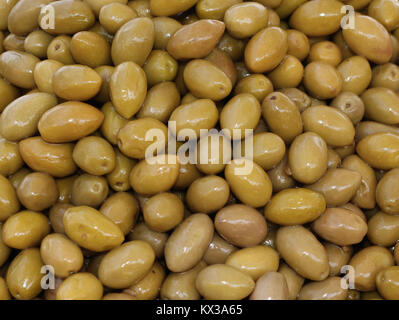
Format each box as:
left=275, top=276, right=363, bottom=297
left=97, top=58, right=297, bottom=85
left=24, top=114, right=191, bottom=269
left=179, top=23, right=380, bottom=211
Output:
left=215, top=204, right=267, bottom=248
left=349, top=246, right=394, bottom=291
left=19, top=137, right=76, bottom=178
left=99, top=192, right=139, bottom=235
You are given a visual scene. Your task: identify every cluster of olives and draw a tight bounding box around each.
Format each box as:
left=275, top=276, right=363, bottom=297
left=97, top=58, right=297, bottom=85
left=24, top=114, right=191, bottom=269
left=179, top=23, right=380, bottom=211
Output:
left=0, top=0, right=399, bottom=301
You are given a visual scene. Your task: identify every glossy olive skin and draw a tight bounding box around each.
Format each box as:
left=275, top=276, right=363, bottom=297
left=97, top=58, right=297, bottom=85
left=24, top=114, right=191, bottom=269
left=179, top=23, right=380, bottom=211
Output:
left=160, top=261, right=206, bottom=300
left=309, top=41, right=342, bottom=66
left=368, top=211, right=399, bottom=246
left=356, top=133, right=399, bottom=170
left=267, top=154, right=295, bottom=193
left=40, top=233, right=84, bottom=278
left=111, top=17, right=154, bottom=66
left=0, top=277, right=10, bottom=300
left=2, top=210, right=50, bottom=249
left=167, top=19, right=224, bottom=60
left=343, top=13, right=392, bottom=64
left=169, top=99, right=219, bottom=140
left=0, top=93, right=58, bottom=142
left=184, top=59, right=232, bottom=101
left=196, top=264, right=255, bottom=300
left=100, top=192, right=139, bottom=235
left=245, top=27, right=288, bottom=73
left=186, top=175, right=229, bottom=214
left=342, top=155, right=376, bottom=209
left=110, top=61, right=147, bottom=119
left=250, top=272, right=289, bottom=300
left=331, top=92, right=365, bottom=125
left=226, top=246, right=279, bottom=281
left=302, top=106, right=355, bottom=147
left=376, top=168, right=399, bottom=215
left=276, top=225, right=329, bottom=281
left=289, top=0, right=343, bottom=37
left=225, top=159, right=272, bottom=208
left=99, top=3, right=137, bottom=35
left=137, top=81, right=180, bottom=122
left=0, top=77, right=19, bottom=112
left=325, top=243, right=353, bottom=277
left=0, top=174, right=20, bottom=222
left=371, top=63, right=399, bottom=91
left=19, top=137, right=77, bottom=178
left=123, top=261, right=165, bottom=300
left=298, top=277, right=348, bottom=300
left=278, top=263, right=304, bottom=300
left=71, top=174, right=109, bottom=208
left=143, top=192, right=184, bottom=232
left=7, top=0, right=52, bottom=36
left=262, top=92, right=303, bottom=143
left=33, top=59, right=64, bottom=94
left=17, top=172, right=58, bottom=212
left=70, top=31, right=111, bottom=68
left=24, top=30, right=53, bottom=59
left=73, top=136, right=115, bottom=176
left=63, top=206, right=124, bottom=252
left=215, top=204, right=267, bottom=248
left=265, top=188, right=326, bottom=226
left=248, top=132, right=285, bottom=171
left=362, top=87, right=399, bottom=125
left=99, top=240, right=155, bottom=289
left=165, top=214, right=214, bottom=273
left=56, top=273, right=103, bottom=300
left=303, top=62, right=342, bottom=99
left=224, top=2, right=268, bottom=39
left=39, top=101, right=104, bottom=143
left=204, top=233, right=237, bottom=265
left=349, top=246, right=394, bottom=291
left=53, top=65, right=102, bottom=101
left=49, top=203, right=73, bottom=234
left=6, top=248, right=43, bottom=300
left=220, top=93, right=261, bottom=139
left=307, top=168, right=361, bottom=207
left=150, top=0, right=198, bottom=16
left=289, top=132, right=328, bottom=184
left=129, top=223, right=168, bottom=259
left=129, top=155, right=180, bottom=195
left=47, top=35, right=75, bottom=65
left=106, top=149, right=136, bottom=192
left=38, top=0, right=96, bottom=35
left=235, top=74, right=273, bottom=102
left=268, top=55, right=304, bottom=89
left=117, top=118, right=168, bottom=160
left=376, top=266, right=399, bottom=300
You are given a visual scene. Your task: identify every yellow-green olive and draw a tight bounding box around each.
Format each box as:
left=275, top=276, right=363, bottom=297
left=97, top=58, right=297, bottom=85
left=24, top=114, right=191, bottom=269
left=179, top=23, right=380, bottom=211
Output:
left=0, top=174, right=20, bottom=222
left=56, top=273, right=103, bottom=300
left=276, top=225, right=329, bottom=281
left=245, top=27, right=288, bottom=73
left=63, top=206, right=124, bottom=252
left=110, top=61, right=147, bottom=119
left=98, top=240, right=155, bottom=289
left=111, top=17, right=154, bottom=66
left=165, top=214, right=214, bottom=273
left=265, top=188, right=326, bottom=226
left=196, top=264, right=255, bottom=300
left=6, top=248, right=43, bottom=300
left=40, top=233, right=84, bottom=278
left=19, top=137, right=77, bottom=178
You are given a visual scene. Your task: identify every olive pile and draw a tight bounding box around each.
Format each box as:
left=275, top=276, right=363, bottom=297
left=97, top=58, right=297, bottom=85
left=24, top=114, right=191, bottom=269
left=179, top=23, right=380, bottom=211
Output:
left=0, top=0, right=399, bottom=301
